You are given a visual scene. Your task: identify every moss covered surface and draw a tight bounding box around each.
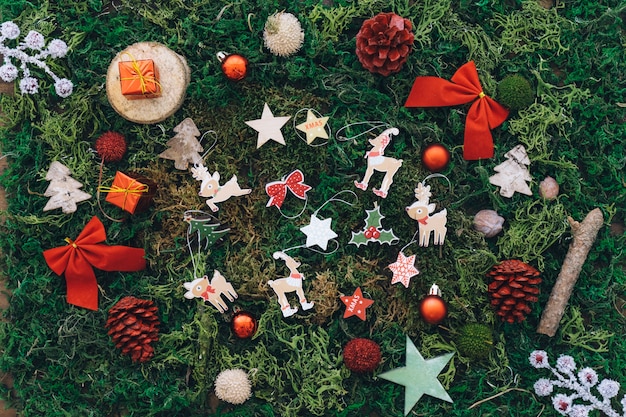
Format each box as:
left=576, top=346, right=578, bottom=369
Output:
left=0, top=0, right=624, bottom=416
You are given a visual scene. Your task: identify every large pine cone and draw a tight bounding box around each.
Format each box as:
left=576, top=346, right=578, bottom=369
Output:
left=487, top=260, right=542, bottom=323
left=105, top=296, right=160, bottom=363
left=355, top=12, right=414, bottom=76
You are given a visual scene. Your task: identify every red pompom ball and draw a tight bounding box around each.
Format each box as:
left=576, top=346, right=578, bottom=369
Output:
left=343, top=338, right=382, bottom=373
left=355, top=12, right=414, bottom=76
left=95, top=131, right=127, bottom=163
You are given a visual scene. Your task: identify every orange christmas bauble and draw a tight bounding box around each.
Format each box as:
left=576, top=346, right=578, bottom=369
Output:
left=231, top=311, right=257, bottom=339
left=219, top=52, right=249, bottom=81
left=419, top=295, right=448, bottom=325
left=421, top=143, right=450, bottom=172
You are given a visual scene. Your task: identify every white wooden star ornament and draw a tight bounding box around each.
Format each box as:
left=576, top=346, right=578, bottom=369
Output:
left=295, top=109, right=330, bottom=145
left=300, top=214, right=338, bottom=251
left=245, top=102, right=291, bottom=148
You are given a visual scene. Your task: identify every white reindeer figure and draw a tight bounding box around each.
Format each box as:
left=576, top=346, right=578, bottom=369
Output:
left=267, top=251, right=314, bottom=317
left=183, top=270, right=238, bottom=313
left=405, top=183, right=447, bottom=246
left=354, top=127, right=403, bottom=198
left=190, top=164, right=251, bottom=212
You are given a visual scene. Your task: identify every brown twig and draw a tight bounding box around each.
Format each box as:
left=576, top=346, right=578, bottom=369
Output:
left=537, top=208, right=604, bottom=336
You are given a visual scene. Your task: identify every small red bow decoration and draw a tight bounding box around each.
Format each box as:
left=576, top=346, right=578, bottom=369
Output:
left=43, top=216, right=146, bottom=310
left=404, top=61, right=509, bottom=160
left=265, top=169, right=312, bottom=208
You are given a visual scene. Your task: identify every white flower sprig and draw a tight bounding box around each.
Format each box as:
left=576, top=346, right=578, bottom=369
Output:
left=529, top=350, right=626, bottom=417
left=0, top=21, right=73, bottom=97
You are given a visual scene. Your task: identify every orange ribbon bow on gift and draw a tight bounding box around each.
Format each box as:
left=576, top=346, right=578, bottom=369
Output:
left=404, top=61, right=509, bottom=160
left=43, top=216, right=146, bottom=311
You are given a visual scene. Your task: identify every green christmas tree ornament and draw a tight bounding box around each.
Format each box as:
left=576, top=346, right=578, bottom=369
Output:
left=496, top=74, right=535, bottom=111
left=455, top=323, right=494, bottom=360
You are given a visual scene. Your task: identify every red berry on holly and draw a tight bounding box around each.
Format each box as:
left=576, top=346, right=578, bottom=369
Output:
left=372, top=229, right=381, bottom=239
left=364, top=230, right=373, bottom=239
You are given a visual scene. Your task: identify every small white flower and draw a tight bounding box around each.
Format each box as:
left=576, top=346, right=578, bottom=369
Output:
left=569, top=404, right=590, bottom=417
left=578, top=368, right=598, bottom=387
left=0, top=63, right=18, bottom=82
left=529, top=350, right=550, bottom=368
left=47, top=39, right=68, bottom=58
left=54, top=78, right=73, bottom=97
left=597, top=379, right=620, bottom=399
left=620, top=394, right=626, bottom=411
left=19, top=76, right=38, bottom=94
left=1, top=21, right=20, bottom=39
left=552, top=394, right=572, bottom=415
left=556, top=355, right=576, bottom=373
left=263, top=12, right=304, bottom=57
left=24, top=30, right=45, bottom=49
left=534, top=378, right=554, bottom=396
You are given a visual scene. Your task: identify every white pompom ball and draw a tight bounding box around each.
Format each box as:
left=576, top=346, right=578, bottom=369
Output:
left=24, top=30, right=45, bottom=49
left=214, top=368, right=252, bottom=405
left=263, top=12, right=304, bottom=57
left=0, top=63, right=18, bottom=82
left=48, top=39, right=69, bottom=58
left=19, top=76, right=38, bottom=94
left=54, top=78, right=73, bottom=98
left=1, top=21, right=20, bottom=40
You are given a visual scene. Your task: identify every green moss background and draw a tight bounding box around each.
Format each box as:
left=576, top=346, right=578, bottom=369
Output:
left=0, top=0, right=624, bottom=416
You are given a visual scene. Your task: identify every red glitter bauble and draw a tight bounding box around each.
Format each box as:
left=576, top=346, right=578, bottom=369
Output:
left=95, top=131, right=127, bottom=163
left=419, top=295, right=448, bottom=325
left=231, top=311, right=258, bottom=339
left=421, top=143, right=450, bottom=172
left=343, top=338, right=381, bottom=373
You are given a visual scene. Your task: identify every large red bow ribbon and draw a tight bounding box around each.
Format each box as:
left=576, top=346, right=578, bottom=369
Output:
left=43, top=216, right=146, bottom=311
left=265, top=169, right=312, bottom=208
left=404, top=61, right=509, bottom=160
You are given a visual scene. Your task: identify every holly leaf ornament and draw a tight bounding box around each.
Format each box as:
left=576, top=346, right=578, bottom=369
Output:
left=349, top=203, right=399, bottom=247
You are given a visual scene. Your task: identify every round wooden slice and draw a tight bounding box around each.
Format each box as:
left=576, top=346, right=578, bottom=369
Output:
left=106, top=42, right=191, bottom=124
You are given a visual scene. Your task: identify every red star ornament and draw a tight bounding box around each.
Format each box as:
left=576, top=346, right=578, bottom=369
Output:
left=389, top=252, right=420, bottom=288
left=341, top=287, right=374, bottom=320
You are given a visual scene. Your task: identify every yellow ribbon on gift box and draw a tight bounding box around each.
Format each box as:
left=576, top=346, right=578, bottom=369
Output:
left=98, top=179, right=149, bottom=212
left=119, top=52, right=162, bottom=95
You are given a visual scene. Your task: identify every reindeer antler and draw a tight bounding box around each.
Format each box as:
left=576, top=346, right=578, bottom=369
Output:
left=190, top=163, right=209, bottom=181
left=413, top=182, right=432, bottom=202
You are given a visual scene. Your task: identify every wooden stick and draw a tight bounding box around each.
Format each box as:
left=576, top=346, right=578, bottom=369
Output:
left=537, top=208, right=604, bottom=336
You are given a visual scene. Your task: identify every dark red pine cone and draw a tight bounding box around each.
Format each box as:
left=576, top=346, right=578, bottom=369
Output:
left=487, top=260, right=542, bottom=323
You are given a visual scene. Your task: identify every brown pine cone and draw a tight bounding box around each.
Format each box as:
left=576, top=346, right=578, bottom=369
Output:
left=355, top=12, right=414, bottom=76
left=487, top=260, right=542, bottom=323
left=105, top=296, right=160, bottom=363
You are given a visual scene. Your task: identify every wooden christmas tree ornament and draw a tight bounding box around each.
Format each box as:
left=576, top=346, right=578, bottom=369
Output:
left=106, top=42, right=190, bottom=124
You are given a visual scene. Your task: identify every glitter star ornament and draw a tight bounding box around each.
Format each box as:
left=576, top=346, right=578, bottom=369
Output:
left=300, top=214, right=337, bottom=251
left=388, top=252, right=419, bottom=288
left=378, top=336, right=454, bottom=416
left=340, top=287, right=374, bottom=320
left=295, top=109, right=329, bottom=144
left=245, top=103, right=291, bottom=148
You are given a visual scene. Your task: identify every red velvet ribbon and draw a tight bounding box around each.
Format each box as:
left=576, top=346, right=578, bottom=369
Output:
left=404, top=61, right=509, bottom=160
left=265, top=169, right=312, bottom=208
left=43, top=216, right=146, bottom=311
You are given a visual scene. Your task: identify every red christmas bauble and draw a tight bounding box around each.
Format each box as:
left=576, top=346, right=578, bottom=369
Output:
left=419, top=295, right=448, bottom=325
left=231, top=311, right=257, bottom=339
left=218, top=52, right=248, bottom=81
left=421, top=143, right=450, bottom=172
left=343, top=338, right=381, bottom=373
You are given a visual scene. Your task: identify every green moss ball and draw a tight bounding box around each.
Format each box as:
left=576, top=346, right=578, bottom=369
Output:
left=496, top=75, right=535, bottom=111
left=456, top=323, right=494, bottom=360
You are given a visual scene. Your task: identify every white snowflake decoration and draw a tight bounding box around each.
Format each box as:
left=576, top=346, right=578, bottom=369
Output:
left=530, top=350, right=626, bottom=417
left=0, top=21, right=73, bottom=97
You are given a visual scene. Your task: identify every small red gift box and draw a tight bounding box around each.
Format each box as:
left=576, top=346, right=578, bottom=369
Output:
left=118, top=57, right=161, bottom=99
left=103, top=172, right=156, bottom=214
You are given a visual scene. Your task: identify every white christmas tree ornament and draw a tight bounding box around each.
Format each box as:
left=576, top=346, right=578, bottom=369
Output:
left=43, top=161, right=91, bottom=214
left=489, top=144, right=532, bottom=197
left=0, top=21, right=73, bottom=97
left=159, top=118, right=205, bottom=170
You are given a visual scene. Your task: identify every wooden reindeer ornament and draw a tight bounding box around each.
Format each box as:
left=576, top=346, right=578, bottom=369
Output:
left=191, top=164, right=251, bottom=212
left=268, top=251, right=314, bottom=317
left=183, top=270, right=238, bottom=313
left=354, top=127, right=403, bottom=198
left=405, top=182, right=447, bottom=246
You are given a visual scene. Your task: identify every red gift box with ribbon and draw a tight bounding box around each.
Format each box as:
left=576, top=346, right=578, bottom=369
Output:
left=118, top=56, right=161, bottom=99
left=102, top=171, right=155, bottom=214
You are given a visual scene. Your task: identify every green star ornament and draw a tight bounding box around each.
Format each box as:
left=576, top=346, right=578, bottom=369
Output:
left=378, top=336, right=454, bottom=416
